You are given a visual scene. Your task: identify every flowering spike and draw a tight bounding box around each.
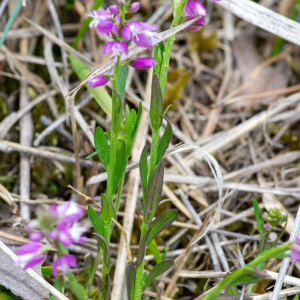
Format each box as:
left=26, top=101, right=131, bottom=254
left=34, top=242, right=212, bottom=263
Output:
left=129, top=57, right=158, bottom=69
left=88, top=75, right=109, bottom=88
left=185, top=0, right=207, bottom=17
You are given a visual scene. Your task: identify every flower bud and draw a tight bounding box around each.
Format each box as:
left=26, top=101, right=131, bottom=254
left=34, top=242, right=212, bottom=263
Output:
left=264, top=223, right=272, bottom=231
left=129, top=2, right=140, bottom=12
left=88, top=75, right=109, bottom=88
left=108, top=5, right=119, bottom=15
left=185, top=17, right=205, bottom=32
left=264, top=207, right=288, bottom=227
left=185, top=0, right=207, bottom=17
left=128, top=57, right=158, bottom=69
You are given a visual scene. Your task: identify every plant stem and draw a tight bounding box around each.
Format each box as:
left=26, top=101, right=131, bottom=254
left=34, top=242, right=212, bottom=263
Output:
left=158, top=0, right=188, bottom=95
left=147, top=128, right=160, bottom=185
left=201, top=242, right=291, bottom=300
left=115, top=166, right=126, bottom=213
left=107, top=57, right=122, bottom=199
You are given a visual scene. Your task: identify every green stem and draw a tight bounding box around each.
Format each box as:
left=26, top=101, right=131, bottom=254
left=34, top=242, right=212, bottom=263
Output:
left=147, top=129, right=160, bottom=185
left=158, top=0, right=188, bottom=95
left=270, top=220, right=288, bottom=249
left=201, top=242, right=291, bottom=300
left=107, top=57, right=122, bottom=199
left=115, top=165, right=127, bottom=213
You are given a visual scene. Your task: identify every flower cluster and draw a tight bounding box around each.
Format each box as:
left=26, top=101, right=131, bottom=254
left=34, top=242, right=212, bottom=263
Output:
left=15, top=201, right=87, bottom=276
left=291, top=236, right=300, bottom=261
left=263, top=208, right=288, bottom=229
left=87, top=0, right=159, bottom=88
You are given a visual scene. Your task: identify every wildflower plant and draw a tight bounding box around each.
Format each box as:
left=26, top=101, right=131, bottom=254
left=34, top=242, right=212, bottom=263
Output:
left=15, top=0, right=300, bottom=300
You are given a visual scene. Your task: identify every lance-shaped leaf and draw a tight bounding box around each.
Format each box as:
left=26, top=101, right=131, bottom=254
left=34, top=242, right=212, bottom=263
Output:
left=94, top=127, right=109, bottom=170
left=113, top=90, right=124, bottom=133
left=139, top=147, right=148, bottom=200
left=154, top=41, right=165, bottom=80
left=156, top=116, right=172, bottom=165
left=94, top=233, right=111, bottom=268
left=128, top=103, right=142, bottom=156
left=136, top=227, right=152, bottom=269
left=49, top=274, right=65, bottom=300
left=126, top=262, right=136, bottom=300
left=101, top=194, right=113, bottom=227
left=88, top=205, right=104, bottom=236
left=66, top=273, right=88, bottom=300
left=104, top=274, right=112, bottom=300
left=118, top=65, right=127, bottom=101
left=113, top=142, right=127, bottom=193
left=144, top=260, right=174, bottom=289
left=150, top=75, right=164, bottom=131
left=253, top=199, right=265, bottom=238
left=146, top=210, right=177, bottom=246
left=84, top=253, right=94, bottom=277
left=143, top=162, right=164, bottom=224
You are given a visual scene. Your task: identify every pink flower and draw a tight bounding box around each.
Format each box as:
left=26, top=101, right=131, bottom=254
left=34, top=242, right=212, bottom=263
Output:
left=108, top=5, right=119, bottom=15
left=104, top=41, right=129, bottom=62
left=185, top=17, right=206, bottom=32
left=88, top=10, right=114, bottom=34
left=185, top=0, right=207, bottom=17
left=88, top=75, right=109, bottom=88
left=51, top=200, right=84, bottom=223
left=15, top=242, right=47, bottom=270
left=129, top=2, right=140, bottom=12
left=122, top=21, right=159, bottom=48
left=53, top=254, right=77, bottom=277
left=30, top=232, right=43, bottom=242
left=264, top=223, right=272, bottom=231
left=291, top=236, right=300, bottom=261
left=129, top=57, right=157, bottom=69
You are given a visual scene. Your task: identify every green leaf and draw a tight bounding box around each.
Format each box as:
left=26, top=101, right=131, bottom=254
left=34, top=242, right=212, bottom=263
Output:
left=128, top=102, right=142, bottom=155
left=69, top=55, right=112, bottom=117
left=293, top=295, right=299, bottom=300
left=0, top=291, right=20, bottom=300
left=113, top=90, right=124, bottom=133
left=101, top=194, right=115, bottom=227
left=126, top=261, right=136, bottom=300
left=136, top=227, right=152, bottom=269
left=253, top=199, right=265, bottom=238
left=163, top=104, right=173, bottom=115
left=154, top=41, right=165, bottom=79
left=94, top=233, right=111, bottom=268
left=143, top=162, right=164, bottom=224
left=139, top=147, right=148, bottom=200
left=94, top=127, right=110, bottom=170
left=150, top=75, right=164, bottom=131
left=113, top=142, right=127, bottom=193
left=144, top=260, right=174, bottom=289
left=72, top=0, right=105, bottom=48
left=85, top=151, right=97, bottom=159
left=84, top=253, right=95, bottom=277
left=156, top=116, right=172, bottom=165
left=117, top=65, right=127, bottom=101
left=66, top=273, right=88, bottom=300
left=147, top=210, right=177, bottom=246
left=41, top=266, right=53, bottom=277
left=88, top=205, right=104, bottom=236
left=148, top=239, right=163, bottom=263
left=230, top=274, right=262, bottom=286
left=125, top=105, right=133, bottom=137
left=0, top=0, right=22, bottom=50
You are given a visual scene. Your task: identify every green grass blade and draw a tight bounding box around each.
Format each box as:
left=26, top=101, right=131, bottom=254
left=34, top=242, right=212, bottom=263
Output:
left=0, top=0, right=22, bottom=50
left=253, top=199, right=265, bottom=238
left=69, top=55, right=112, bottom=117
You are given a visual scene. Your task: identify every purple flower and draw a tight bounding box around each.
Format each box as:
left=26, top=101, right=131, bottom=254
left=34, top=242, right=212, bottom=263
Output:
left=15, top=242, right=47, bottom=270
left=185, top=17, right=206, bottom=32
left=291, top=236, right=300, bottom=261
left=122, top=21, right=158, bottom=48
left=88, top=11, right=113, bottom=30
left=51, top=200, right=84, bottom=223
left=26, top=220, right=38, bottom=230
left=30, top=232, right=43, bottom=242
left=129, top=2, right=140, bottom=12
left=185, top=0, right=207, bottom=17
left=129, top=57, right=158, bottom=69
left=53, top=254, right=77, bottom=277
left=88, top=75, right=109, bottom=88
left=104, top=41, right=129, bottom=62
left=108, top=5, right=119, bottom=15
left=264, top=223, right=272, bottom=231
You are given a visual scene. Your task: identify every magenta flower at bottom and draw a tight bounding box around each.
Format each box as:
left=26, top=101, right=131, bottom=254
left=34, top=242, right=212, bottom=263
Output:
left=185, top=17, right=206, bottom=32
left=88, top=75, right=109, bottom=88
left=15, top=242, right=47, bottom=270
left=291, top=236, right=300, bottom=261
left=129, top=58, right=158, bottom=69
left=53, top=254, right=77, bottom=277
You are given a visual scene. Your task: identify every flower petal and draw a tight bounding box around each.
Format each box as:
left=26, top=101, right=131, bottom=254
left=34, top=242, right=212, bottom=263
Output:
left=23, top=255, right=46, bottom=270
